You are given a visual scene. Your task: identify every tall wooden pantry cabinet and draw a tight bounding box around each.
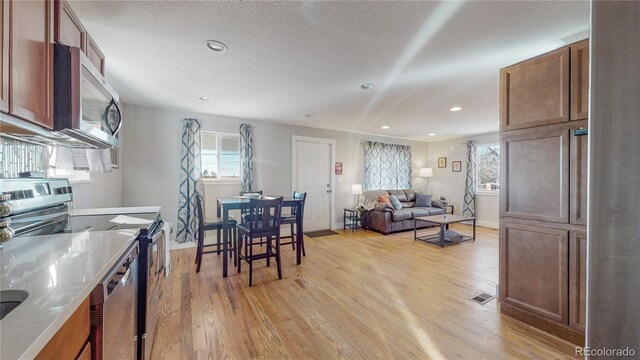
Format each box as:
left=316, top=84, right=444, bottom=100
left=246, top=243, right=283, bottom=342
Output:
left=499, top=39, right=589, bottom=344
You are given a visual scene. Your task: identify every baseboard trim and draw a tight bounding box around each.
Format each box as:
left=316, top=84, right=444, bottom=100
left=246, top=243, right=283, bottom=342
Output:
left=500, top=302, right=585, bottom=345
left=476, top=220, right=499, bottom=229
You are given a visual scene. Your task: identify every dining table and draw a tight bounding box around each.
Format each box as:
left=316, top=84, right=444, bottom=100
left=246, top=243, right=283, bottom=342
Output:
left=216, top=196, right=305, bottom=277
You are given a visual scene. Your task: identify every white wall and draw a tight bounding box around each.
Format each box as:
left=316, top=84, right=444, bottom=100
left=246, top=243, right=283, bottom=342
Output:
left=120, top=103, right=430, bottom=246
left=426, top=132, right=499, bottom=229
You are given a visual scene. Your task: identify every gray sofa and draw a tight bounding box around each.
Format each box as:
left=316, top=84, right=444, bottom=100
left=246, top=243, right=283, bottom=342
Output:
left=360, top=189, right=446, bottom=235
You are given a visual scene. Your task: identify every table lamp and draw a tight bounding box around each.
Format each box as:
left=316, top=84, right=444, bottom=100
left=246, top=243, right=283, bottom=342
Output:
left=419, top=168, right=433, bottom=193
left=352, top=183, right=362, bottom=208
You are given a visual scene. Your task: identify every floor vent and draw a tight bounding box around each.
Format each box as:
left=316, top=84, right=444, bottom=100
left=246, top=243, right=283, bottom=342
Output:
left=470, top=292, right=496, bottom=305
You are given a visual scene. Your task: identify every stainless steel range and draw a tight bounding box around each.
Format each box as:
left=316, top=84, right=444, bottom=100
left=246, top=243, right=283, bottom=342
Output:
left=0, top=178, right=165, bottom=360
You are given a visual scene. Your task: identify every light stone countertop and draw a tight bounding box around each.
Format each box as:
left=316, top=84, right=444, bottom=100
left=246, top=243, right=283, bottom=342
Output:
left=68, top=206, right=162, bottom=217
left=0, top=229, right=139, bottom=360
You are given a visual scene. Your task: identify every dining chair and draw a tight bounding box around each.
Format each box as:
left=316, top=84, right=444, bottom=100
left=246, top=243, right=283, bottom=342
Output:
left=194, top=193, right=237, bottom=273
left=236, top=197, right=284, bottom=286
left=239, top=190, right=264, bottom=221
left=280, top=191, right=307, bottom=256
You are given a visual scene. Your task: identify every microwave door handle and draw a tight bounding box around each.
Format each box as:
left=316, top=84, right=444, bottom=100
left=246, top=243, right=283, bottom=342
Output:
left=111, top=99, right=123, bottom=137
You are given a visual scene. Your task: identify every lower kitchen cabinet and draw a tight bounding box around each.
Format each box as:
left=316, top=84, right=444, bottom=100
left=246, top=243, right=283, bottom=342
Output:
left=1, top=0, right=8, bottom=113
left=35, top=297, right=90, bottom=360
left=77, top=341, right=92, bottom=360
left=500, top=220, right=587, bottom=341
left=500, top=221, right=569, bottom=324
left=569, top=230, right=587, bottom=332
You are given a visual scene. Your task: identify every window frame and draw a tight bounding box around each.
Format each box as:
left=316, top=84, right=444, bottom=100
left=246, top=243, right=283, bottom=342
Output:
left=200, top=131, right=242, bottom=184
left=475, top=142, right=500, bottom=196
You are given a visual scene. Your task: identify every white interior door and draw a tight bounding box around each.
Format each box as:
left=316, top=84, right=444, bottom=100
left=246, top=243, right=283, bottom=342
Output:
left=295, top=140, right=332, bottom=231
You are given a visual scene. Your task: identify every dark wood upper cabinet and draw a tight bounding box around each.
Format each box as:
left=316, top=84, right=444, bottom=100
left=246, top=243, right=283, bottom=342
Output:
left=1, top=0, right=8, bottom=113
left=54, top=0, right=85, bottom=51
left=569, top=230, right=587, bottom=332
left=570, top=129, right=588, bottom=225
left=0, top=0, right=9, bottom=113
left=86, top=33, right=105, bottom=75
left=500, top=47, right=570, bottom=131
left=500, top=221, right=569, bottom=324
left=9, top=0, right=55, bottom=129
left=570, top=40, right=589, bottom=121
left=501, top=126, right=570, bottom=223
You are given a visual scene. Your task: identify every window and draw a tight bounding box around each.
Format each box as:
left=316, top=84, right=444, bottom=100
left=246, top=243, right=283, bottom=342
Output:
left=476, top=144, right=500, bottom=193
left=201, top=132, right=241, bottom=181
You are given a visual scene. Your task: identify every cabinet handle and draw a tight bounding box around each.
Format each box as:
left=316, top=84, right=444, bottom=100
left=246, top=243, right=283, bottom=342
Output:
left=573, top=128, right=588, bottom=136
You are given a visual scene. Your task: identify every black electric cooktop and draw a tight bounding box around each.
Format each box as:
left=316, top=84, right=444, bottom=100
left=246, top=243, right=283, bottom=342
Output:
left=13, top=212, right=161, bottom=238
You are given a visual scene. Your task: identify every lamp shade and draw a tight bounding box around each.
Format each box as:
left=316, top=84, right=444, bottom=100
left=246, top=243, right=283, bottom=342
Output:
left=351, top=184, right=363, bottom=195
left=419, top=168, right=434, bottom=177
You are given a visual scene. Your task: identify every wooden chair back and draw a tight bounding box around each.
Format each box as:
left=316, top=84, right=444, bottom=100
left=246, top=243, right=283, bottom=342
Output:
left=291, top=191, right=307, bottom=216
left=195, top=193, right=205, bottom=246
left=246, top=197, right=284, bottom=236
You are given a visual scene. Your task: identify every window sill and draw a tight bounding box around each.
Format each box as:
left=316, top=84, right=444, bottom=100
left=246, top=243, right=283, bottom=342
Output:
left=476, top=191, right=499, bottom=197
left=69, top=179, right=94, bottom=185
left=203, top=179, right=241, bottom=185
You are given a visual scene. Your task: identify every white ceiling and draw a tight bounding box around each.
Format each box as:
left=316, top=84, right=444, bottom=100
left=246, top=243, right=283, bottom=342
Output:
left=70, top=1, right=589, bottom=142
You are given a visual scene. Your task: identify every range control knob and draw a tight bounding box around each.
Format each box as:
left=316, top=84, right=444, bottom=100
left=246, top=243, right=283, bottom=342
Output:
left=0, top=193, right=13, bottom=217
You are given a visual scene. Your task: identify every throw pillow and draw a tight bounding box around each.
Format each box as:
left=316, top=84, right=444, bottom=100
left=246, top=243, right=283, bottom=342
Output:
left=415, top=194, right=433, bottom=208
left=389, top=194, right=402, bottom=210
left=377, top=194, right=392, bottom=205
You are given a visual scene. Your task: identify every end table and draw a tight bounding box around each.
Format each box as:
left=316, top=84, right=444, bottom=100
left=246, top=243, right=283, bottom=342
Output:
left=343, top=208, right=362, bottom=231
left=444, top=204, right=455, bottom=215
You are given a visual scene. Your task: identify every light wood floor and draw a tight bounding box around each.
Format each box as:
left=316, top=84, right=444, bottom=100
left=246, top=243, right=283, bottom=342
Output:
left=151, top=225, right=579, bottom=359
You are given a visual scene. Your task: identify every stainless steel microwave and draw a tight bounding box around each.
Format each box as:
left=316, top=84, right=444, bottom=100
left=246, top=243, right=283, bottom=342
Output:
left=54, top=44, right=121, bottom=148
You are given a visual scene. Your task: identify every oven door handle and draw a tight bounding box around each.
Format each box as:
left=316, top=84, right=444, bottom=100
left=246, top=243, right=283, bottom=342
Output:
left=151, top=228, right=164, bottom=243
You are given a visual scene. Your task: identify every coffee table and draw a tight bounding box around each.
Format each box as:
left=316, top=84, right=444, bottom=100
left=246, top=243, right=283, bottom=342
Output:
left=414, top=214, right=476, bottom=247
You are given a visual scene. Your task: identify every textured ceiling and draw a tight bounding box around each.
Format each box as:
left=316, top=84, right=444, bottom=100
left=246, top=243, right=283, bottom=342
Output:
left=70, top=1, right=589, bottom=141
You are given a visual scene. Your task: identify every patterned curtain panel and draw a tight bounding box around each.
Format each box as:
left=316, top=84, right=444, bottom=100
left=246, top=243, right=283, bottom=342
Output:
left=176, top=118, right=204, bottom=243
left=363, top=141, right=412, bottom=190
left=463, top=140, right=477, bottom=217
left=239, top=123, right=254, bottom=192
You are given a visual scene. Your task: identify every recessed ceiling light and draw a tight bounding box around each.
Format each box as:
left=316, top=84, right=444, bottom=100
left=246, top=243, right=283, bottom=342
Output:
left=361, top=83, right=375, bottom=90
left=205, top=40, right=228, bottom=53
left=428, top=133, right=436, bottom=136
left=305, top=114, right=315, bottom=118
left=381, top=125, right=390, bottom=129
left=199, top=96, right=209, bottom=101
left=450, top=106, right=463, bottom=112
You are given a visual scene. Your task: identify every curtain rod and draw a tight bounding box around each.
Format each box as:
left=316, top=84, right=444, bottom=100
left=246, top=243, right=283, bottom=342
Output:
left=360, top=140, right=411, bottom=145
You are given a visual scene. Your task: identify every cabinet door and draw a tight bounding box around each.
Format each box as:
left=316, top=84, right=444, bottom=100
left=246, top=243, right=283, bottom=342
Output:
left=500, top=222, right=569, bottom=324
left=0, top=0, right=8, bottom=113
left=86, top=33, right=105, bottom=75
left=9, top=0, right=55, bottom=129
left=571, top=40, right=589, bottom=121
left=77, top=341, right=91, bottom=360
left=569, top=230, right=587, bottom=332
left=500, top=47, right=570, bottom=131
left=35, top=297, right=90, bottom=360
left=501, top=127, right=570, bottom=223
left=54, top=0, right=85, bottom=50
left=570, top=131, right=588, bottom=225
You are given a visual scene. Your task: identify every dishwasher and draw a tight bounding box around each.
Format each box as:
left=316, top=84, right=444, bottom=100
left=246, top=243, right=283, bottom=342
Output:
left=90, top=242, right=139, bottom=360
